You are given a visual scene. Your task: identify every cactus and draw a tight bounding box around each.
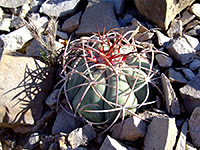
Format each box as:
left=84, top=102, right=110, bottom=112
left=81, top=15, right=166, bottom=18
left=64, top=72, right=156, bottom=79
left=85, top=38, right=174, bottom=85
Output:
left=59, top=28, right=157, bottom=129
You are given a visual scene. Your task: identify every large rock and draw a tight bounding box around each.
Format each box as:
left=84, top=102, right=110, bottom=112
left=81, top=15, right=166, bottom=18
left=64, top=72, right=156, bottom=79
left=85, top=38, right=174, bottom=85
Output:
left=76, top=2, right=120, bottom=35
left=39, top=0, right=81, bottom=18
left=144, top=117, right=177, bottom=150
left=0, top=53, right=54, bottom=126
left=134, top=0, right=195, bottom=30
left=180, top=75, right=200, bottom=114
left=0, top=0, right=28, bottom=8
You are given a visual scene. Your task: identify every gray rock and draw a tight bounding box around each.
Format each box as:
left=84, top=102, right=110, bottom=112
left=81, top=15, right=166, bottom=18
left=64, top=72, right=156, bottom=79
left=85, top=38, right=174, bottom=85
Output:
left=189, top=59, right=200, bottom=70
left=0, top=54, right=54, bottom=126
left=118, top=14, right=133, bottom=26
left=0, top=26, right=32, bottom=51
left=175, top=120, right=188, bottom=150
left=167, top=19, right=182, bottom=38
left=29, top=0, right=44, bottom=13
left=52, top=106, right=82, bottom=135
left=190, top=3, right=200, bottom=19
left=161, top=73, right=180, bottom=115
left=186, top=24, right=200, bottom=37
left=183, top=34, right=200, bottom=51
left=111, top=116, right=146, bottom=141
left=0, top=0, right=28, bottom=8
left=45, top=89, right=60, bottom=107
left=62, top=12, right=82, bottom=33
left=0, top=17, right=11, bottom=32
left=182, top=68, right=195, bottom=81
left=167, top=37, right=195, bottom=65
left=180, top=75, right=200, bottom=114
left=56, top=30, right=68, bottom=40
left=68, top=124, right=96, bottom=149
left=18, top=3, right=30, bottom=18
left=10, top=16, right=24, bottom=30
left=144, top=117, right=177, bottom=150
left=76, top=2, right=120, bottom=35
left=168, top=68, right=188, bottom=83
left=24, top=132, right=40, bottom=149
left=39, top=0, right=81, bottom=18
left=187, top=142, right=198, bottom=150
left=189, top=106, right=200, bottom=149
left=180, top=10, right=195, bottom=26
left=156, top=54, right=173, bottom=68
left=156, top=30, right=171, bottom=47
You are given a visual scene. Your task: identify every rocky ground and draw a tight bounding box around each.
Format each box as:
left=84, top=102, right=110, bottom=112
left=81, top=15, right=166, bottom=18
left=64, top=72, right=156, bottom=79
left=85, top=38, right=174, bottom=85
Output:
left=0, top=0, right=200, bottom=149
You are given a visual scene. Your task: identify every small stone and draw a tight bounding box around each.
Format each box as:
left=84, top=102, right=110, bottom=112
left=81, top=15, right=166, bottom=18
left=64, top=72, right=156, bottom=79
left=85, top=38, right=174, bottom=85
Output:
left=161, top=73, right=180, bottom=115
left=0, top=0, right=28, bottom=8
left=56, top=31, right=68, bottom=40
left=118, top=14, right=133, bottom=26
left=58, top=135, right=68, bottom=150
left=139, top=110, right=169, bottom=121
left=18, top=3, right=30, bottom=18
left=180, top=75, right=200, bottom=114
left=186, top=24, right=200, bottom=37
left=45, top=89, right=60, bottom=107
left=156, top=54, right=173, bottom=68
left=24, top=133, right=40, bottom=149
left=189, top=106, right=200, bottom=149
left=62, top=12, right=82, bottom=33
left=182, top=68, right=195, bottom=81
left=183, top=34, right=200, bottom=51
left=175, top=120, right=188, bottom=150
left=68, top=124, right=96, bottom=149
left=167, top=37, right=195, bottom=65
left=29, top=0, right=44, bottom=13
left=39, top=0, right=81, bottom=18
left=156, top=30, right=171, bottom=47
left=111, top=116, right=146, bottom=141
left=144, top=117, right=177, bottom=150
left=190, top=3, right=200, bottom=19
left=180, top=10, right=195, bottom=26
left=10, top=16, right=24, bottom=30
left=168, top=68, right=188, bottom=83
left=0, top=17, right=11, bottom=32
left=189, top=59, right=200, bottom=70
left=186, top=142, right=197, bottom=150
left=167, top=19, right=182, bottom=38
left=136, top=31, right=154, bottom=42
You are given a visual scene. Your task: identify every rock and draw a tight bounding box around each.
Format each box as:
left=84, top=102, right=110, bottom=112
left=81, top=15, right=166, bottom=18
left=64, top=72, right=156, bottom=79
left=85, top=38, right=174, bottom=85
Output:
left=23, top=132, right=40, bottom=149
left=190, top=3, right=200, bottom=19
left=161, top=73, right=180, bottom=115
left=187, top=142, right=197, bottom=150
left=18, top=3, right=30, bottom=18
left=0, top=26, right=32, bottom=51
left=0, top=54, right=54, bottom=126
left=183, top=34, right=200, bottom=51
left=0, top=7, right=3, bottom=20
left=39, top=0, right=81, bottom=18
left=118, top=14, right=133, bottom=26
left=156, top=54, right=173, bottom=68
left=189, top=106, right=200, bottom=149
left=68, top=124, right=96, bottom=149
left=10, top=16, right=24, bottom=30
left=186, top=24, right=200, bottom=37
left=0, top=17, right=11, bottom=32
left=175, top=120, right=188, bottom=150
left=167, top=19, right=182, bottom=38
left=45, top=89, right=60, bottom=107
left=76, top=2, right=120, bottom=35
left=62, top=12, right=82, bottom=33
left=180, top=10, right=195, bottom=26
left=56, top=30, right=68, bottom=40
left=166, top=37, right=195, bottom=65
left=52, top=106, right=82, bottom=135
left=168, top=68, right=188, bottom=83
left=139, top=110, right=169, bottom=121
left=156, top=30, right=171, bottom=47
left=29, top=0, right=44, bottom=13
left=0, top=0, right=28, bottom=8
left=58, top=135, right=68, bottom=150
left=180, top=75, right=200, bottom=114
left=134, top=0, right=195, bottom=30
left=144, top=117, right=177, bottom=150
left=111, top=116, right=146, bottom=141
left=99, top=135, right=134, bottom=150
left=182, top=68, right=195, bottom=81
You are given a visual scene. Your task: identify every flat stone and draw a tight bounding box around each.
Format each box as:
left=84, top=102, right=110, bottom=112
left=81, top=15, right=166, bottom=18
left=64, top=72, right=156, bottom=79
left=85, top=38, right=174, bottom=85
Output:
left=68, top=124, right=96, bottom=149
left=40, top=0, right=81, bottom=18
left=0, top=0, right=28, bottom=8
left=182, top=68, right=195, bottom=81
left=24, top=132, right=40, bottom=149
left=156, top=30, right=171, bottom=47
left=134, top=0, right=195, bottom=30
left=167, top=19, right=182, bottom=38
left=186, top=24, right=200, bottom=37
left=190, top=3, right=200, bottom=19
left=62, top=12, right=82, bottom=33
left=56, top=31, right=68, bottom=40
left=183, top=34, right=200, bottom=51
left=144, top=117, right=177, bottom=150
left=76, top=2, right=120, bottom=35
left=0, top=17, right=11, bottom=32
left=156, top=54, right=173, bottom=68
left=167, top=37, right=195, bottom=65
left=168, top=68, right=188, bottom=83
left=180, top=10, right=195, bottom=26
left=161, top=73, right=180, bottom=115
left=10, top=16, right=24, bottom=30
left=180, top=75, right=200, bottom=114
left=0, top=54, right=54, bottom=126
left=139, top=110, right=169, bottom=121
left=111, top=116, right=146, bottom=141
left=189, top=106, right=200, bottom=149
left=45, top=89, right=60, bottom=107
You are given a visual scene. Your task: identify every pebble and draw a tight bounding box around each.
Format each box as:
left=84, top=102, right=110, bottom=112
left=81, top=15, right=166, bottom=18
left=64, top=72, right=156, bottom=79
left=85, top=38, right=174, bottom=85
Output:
left=156, top=54, right=173, bottom=68
left=23, top=133, right=40, bottom=149
left=45, top=89, right=60, bottom=107
left=183, top=34, right=200, bottom=51
left=168, top=68, right=188, bottom=83
left=0, top=17, right=11, bottom=32
left=190, top=3, right=200, bottom=18
left=182, top=68, right=195, bottom=81
left=189, top=59, right=200, bottom=70
left=167, top=19, right=182, bottom=38
left=180, top=10, right=195, bottom=26
left=156, top=30, right=171, bottom=47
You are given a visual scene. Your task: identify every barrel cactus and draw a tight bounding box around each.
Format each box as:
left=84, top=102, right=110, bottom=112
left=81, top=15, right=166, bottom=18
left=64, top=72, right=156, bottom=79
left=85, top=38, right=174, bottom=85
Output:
left=59, top=28, right=156, bottom=129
